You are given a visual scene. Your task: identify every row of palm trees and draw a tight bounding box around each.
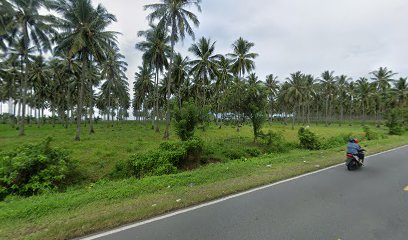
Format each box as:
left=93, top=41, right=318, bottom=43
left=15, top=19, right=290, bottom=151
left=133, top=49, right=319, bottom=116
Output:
left=133, top=1, right=408, bottom=136
left=0, top=0, right=129, bottom=140
left=134, top=25, right=407, bottom=130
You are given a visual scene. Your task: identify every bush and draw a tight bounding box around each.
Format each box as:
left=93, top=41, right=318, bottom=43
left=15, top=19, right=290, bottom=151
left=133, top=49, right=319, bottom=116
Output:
left=386, top=109, right=405, bottom=135
left=0, top=137, right=77, bottom=200
left=298, top=127, right=321, bottom=150
left=258, top=130, right=288, bottom=152
left=222, top=148, right=245, bottom=160
left=363, top=126, right=379, bottom=140
left=114, top=138, right=204, bottom=179
left=173, top=101, right=201, bottom=141
left=244, top=147, right=262, bottom=157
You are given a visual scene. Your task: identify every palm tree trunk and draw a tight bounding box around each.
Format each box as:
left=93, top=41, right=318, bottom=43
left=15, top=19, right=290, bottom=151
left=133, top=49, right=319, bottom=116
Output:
left=89, top=106, right=94, bottom=134
left=19, top=55, right=28, bottom=136
left=52, top=108, right=55, bottom=127
left=292, top=105, right=295, bottom=130
left=75, top=58, right=87, bottom=141
left=41, top=107, right=44, bottom=126
left=325, top=97, right=329, bottom=126
left=163, top=27, right=176, bottom=140
left=155, top=69, right=160, bottom=132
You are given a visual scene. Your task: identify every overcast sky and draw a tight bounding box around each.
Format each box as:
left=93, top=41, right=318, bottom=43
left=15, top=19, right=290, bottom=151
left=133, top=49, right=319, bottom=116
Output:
left=95, top=0, right=408, bottom=85
left=2, top=0, right=408, bottom=113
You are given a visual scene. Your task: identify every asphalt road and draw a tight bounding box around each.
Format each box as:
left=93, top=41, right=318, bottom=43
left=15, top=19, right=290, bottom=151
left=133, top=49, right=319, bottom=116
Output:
left=85, top=146, right=408, bottom=240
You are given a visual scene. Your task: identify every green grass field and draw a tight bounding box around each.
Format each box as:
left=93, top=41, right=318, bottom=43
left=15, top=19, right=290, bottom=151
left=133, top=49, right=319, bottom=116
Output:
left=1, top=121, right=407, bottom=239
left=0, top=121, right=371, bottom=181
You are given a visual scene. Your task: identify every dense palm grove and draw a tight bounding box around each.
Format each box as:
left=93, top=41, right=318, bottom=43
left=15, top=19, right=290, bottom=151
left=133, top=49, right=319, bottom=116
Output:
left=0, top=0, right=129, bottom=140
left=1, top=0, right=408, bottom=141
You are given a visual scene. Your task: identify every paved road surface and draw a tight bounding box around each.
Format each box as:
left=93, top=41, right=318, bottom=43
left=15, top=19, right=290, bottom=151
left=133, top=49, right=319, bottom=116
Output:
left=83, top=146, right=408, bottom=240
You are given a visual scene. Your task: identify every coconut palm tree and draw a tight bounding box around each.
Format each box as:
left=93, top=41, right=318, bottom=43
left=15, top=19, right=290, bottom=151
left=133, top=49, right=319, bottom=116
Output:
left=136, top=24, right=170, bottom=132
left=144, top=0, right=202, bottom=139
left=29, top=55, right=49, bottom=126
left=285, top=71, right=305, bottom=129
left=265, top=74, right=279, bottom=124
left=189, top=37, right=221, bottom=106
left=134, top=63, right=154, bottom=124
left=100, top=49, right=128, bottom=128
left=370, top=67, right=397, bottom=123
left=6, top=0, right=56, bottom=135
left=392, top=77, right=408, bottom=107
left=320, top=70, right=336, bottom=126
left=172, top=53, right=190, bottom=109
left=356, top=77, right=372, bottom=122
left=227, top=37, right=258, bottom=77
left=215, top=55, right=233, bottom=128
left=336, top=74, right=351, bottom=125
left=54, top=0, right=119, bottom=141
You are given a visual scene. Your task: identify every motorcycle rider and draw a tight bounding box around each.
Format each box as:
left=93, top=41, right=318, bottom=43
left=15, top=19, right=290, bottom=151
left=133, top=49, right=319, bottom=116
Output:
left=347, top=138, right=365, bottom=163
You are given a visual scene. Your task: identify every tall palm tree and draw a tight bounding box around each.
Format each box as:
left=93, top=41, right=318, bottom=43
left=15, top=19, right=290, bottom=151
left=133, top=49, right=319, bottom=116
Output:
left=54, top=0, right=119, bottom=141
left=303, top=74, right=316, bottom=124
left=188, top=37, right=221, bottom=106
left=215, top=55, right=233, bottom=128
left=370, top=67, right=397, bottom=123
left=336, top=74, right=351, bottom=125
left=286, top=71, right=304, bottom=129
left=29, top=55, right=49, bottom=126
left=136, top=24, right=170, bottom=132
left=320, top=70, right=336, bottom=126
left=392, top=77, right=408, bottom=107
left=265, top=74, right=279, bottom=124
left=356, top=77, right=372, bottom=122
left=7, top=0, right=56, bottom=136
left=227, top=37, right=258, bottom=77
left=172, top=53, right=190, bottom=108
left=134, top=64, right=154, bottom=124
left=145, top=0, right=202, bottom=139
left=100, top=49, right=128, bottom=128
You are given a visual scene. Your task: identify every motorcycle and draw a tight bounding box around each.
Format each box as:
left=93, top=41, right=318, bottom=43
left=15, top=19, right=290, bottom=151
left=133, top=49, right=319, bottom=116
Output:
left=345, top=150, right=365, bottom=171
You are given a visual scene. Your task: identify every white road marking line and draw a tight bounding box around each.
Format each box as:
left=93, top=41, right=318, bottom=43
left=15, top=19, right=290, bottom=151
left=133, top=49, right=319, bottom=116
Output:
left=79, top=145, right=408, bottom=240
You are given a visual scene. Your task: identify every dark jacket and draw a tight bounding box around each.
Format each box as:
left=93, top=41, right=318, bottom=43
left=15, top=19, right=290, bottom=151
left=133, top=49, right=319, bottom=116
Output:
left=347, top=142, right=363, bottom=155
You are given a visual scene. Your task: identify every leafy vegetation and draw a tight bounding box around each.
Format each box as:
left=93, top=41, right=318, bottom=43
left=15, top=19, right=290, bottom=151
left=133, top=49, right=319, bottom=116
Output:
left=0, top=137, right=78, bottom=200
left=173, top=101, right=201, bottom=141
left=298, top=127, right=321, bottom=150
left=114, top=137, right=203, bottom=178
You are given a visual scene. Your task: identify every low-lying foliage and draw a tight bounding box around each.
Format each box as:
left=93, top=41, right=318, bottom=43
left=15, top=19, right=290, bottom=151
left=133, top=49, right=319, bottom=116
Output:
left=298, top=127, right=321, bottom=150
left=113, top=137, right=204, bottom=179
left=258, top=130, right=289, bottom=152
left=386, top=109, right=405, bottom=135
left=173, top=101, right=201, bottom=141
left=0, top=137, right=78, bottom=200
left=363, top=126, right=379, bottom=140
left=320, top=133, right=352, bottom=149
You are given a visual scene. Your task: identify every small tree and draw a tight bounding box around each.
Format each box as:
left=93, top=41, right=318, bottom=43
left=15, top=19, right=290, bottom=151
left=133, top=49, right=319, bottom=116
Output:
left=298, top=127, right=321, bottom=150
left=173, top=101, right=201, bottom=141
left=240, top=74, right=267, bottom=142
left=385, top=108, right=404, bottom=135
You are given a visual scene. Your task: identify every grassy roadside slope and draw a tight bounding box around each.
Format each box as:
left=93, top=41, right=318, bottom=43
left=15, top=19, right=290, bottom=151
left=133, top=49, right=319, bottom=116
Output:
left=1, top=134, right=407, bottom=240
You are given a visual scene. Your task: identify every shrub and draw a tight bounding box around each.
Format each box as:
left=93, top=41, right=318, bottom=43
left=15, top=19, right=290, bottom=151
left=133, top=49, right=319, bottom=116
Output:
left=298, top=127, right=321, bottom=150
left=386, top=109, right=404, bottom=135
left=258, top=130, right=288, bottom=152
left=0, top=137, right=77, bottom=200
left=173, top=101, right=201, bottom=141
left=114, top=138, right=204, bottom=179
left=244, top=147, right=262, bottom=157
left=222, top=148, right=245, bottom=160
left=363, top=126, right=379, bottom=140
